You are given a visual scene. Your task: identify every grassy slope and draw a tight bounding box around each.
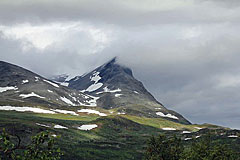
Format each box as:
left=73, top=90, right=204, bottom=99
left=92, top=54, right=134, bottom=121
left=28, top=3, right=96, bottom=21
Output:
left=0, top=110, right=239, bottom=160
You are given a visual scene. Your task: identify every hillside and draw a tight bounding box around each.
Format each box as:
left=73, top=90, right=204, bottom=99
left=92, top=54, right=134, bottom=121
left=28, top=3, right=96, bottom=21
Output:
left=0, top=60, right=239, bottom=159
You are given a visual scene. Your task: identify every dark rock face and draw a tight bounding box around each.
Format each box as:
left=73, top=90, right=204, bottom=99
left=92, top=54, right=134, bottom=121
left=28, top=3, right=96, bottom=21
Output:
left=68, top=58, right=162, bottom=107
left=67, top=58, right=191, bottom=124
left=0, top=61, right=96, bottom=107
left=0, top=61, right=39, bottom=87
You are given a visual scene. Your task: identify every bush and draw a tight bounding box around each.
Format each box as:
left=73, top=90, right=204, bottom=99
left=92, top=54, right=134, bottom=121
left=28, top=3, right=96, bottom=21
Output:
left=145, top=133, right=239, bottom=160
left=145, top=134, right=182, bottom=160
left=0, top=129, right=62, bottom=160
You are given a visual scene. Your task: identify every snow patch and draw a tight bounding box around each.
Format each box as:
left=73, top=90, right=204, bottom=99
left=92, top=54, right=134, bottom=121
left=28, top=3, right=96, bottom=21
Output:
left=90, top=71, right=101, bottom=83
left=36, top=123, right=50, bottom=128
left=162, top=128, right=176, bottom=131
left=134, top=91, right=139, bottom=94
left=115, top=94, right=122, bottom=97
left=52, top=109, right=78, bottom=116
left=79, top=95, right=99, bottom=107
left=194, top=127, right=202, bottom=130
left=0, top=106, right=55, bottom=114
left=85, top=83, right=103, bottom=92
left=196, top=136, right=201, bottom=138
left=228, top=135, right=238, bottom=138
left=96, top=86, right=121, bottom=94
left=84, top=71, right=103, bottom=92
left=104, top=87, right=121, bottom=93
left=78, top=124, right=98, bottom=131
left=43, top=79, right=59, bottom=88
left=72, top=76, right=80, bottom=81
left=117, top=112, right=126, bottom=115
left=185, top=138, right=192, bottom=141
left=54, top=125, right=68, bottom=129
left=156, top=112, right=178, bottom=119
left=0, top=86, right=18, bottom=93
left=47, top=90, right=53, bottom=93
left=60, top=82, right=69, bottom=86
left=81, top=94, right=90, bottom=99
left=35, top=76, right=40, bottom=81
left=78, top=109, right=106, bottom=116
left=60, top=96, right=75, bottom=106
left=69, top=94, right=77, bottom=101
left=22, top=80, right=29, bottom=84
left=19, top=92, right=45, bottom=99
left=182, top=131, right=191, bottom=134
left=155, top=108, right=162, bottom=110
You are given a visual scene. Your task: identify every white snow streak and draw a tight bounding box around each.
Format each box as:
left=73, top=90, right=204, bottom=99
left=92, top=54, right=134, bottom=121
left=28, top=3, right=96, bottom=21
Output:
left=115, top=94, right=122, bottom=97
left=86, top=83, right=103, bottom=92
left=117, top=112, right=126, bottom=115
left=228, top=135, right=238, bottom=138
left=96, top=86, right=121, bottom=94
left=85, top=71, right=103, bottom=92
left=78, top=109, right=106, bottom=116
left=36, top=123, right=50, bottom=128
left=60, top=96, right=75, bottom=106
left=182, top=131, right=191, bottom=134
left=194, top=127, right=202, bottom=130
left=22, top=80, right=29, bottom=84
left=0, top=106, right=55, bottom=114
left=19, top=92, right=45, bottom=99
left=0, top=86, right=18, bottom=93
left=134, top=91, right=139, bottom=94
left=156, top=112, right=178, bottom=119
left=162, top=128, right=176, bottom=131
left=54, top=125, right=68, bottom=129
left=43, top=79, right=59, bottom=88
left=78, top=124, right=98, bottom=131
left=60, top=82, right=69, bottom=86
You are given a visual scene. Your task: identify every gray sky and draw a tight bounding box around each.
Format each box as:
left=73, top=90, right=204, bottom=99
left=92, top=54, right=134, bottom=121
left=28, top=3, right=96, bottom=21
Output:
left=1, top=0, right=240, bottom=129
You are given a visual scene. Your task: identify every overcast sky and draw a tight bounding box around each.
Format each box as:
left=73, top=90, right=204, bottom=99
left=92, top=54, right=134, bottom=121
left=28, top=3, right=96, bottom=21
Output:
left=1, top=0, right=240, bottom=129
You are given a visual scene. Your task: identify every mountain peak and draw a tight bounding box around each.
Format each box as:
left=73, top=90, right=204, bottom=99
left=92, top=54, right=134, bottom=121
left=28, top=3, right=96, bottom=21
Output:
left=107, top=57, right=117, bottom=64
left=67, top=58, right=190, bottom=124
left=100, top=57, right=133, bottom=77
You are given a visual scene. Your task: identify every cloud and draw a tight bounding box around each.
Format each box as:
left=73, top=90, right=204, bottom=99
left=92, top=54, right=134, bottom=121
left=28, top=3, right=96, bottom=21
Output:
left=0, top=0, right=240, bottom=26
left=0, top=0, right=240, bottom=129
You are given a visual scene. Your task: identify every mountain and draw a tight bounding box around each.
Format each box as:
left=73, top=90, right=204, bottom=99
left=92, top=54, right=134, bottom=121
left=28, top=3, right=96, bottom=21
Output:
left=65, top=58, right=190, bottom=124
left=0, top=59, right=190, bottom=124
left=0, top=61, right=98, bottom=108
left=1, top=60, right=239, bottom=160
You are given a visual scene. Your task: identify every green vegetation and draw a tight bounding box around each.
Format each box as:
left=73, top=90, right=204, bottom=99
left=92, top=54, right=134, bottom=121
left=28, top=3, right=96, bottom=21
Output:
left=0, top=129, right=62, bottom=160
left=145, top=133, right=240, bottom=160
left=122, top=115, right=199, bottom=131
left=0, top=110, right=239, bottom=159
left=145, top=134, right=183, bottom=160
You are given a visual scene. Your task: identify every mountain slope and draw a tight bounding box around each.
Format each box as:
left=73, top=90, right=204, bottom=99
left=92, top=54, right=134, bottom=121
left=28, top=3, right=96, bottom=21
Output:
left=0, top=61, right=98, bottom=108
left=66, top=58, right=190, bottom=124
